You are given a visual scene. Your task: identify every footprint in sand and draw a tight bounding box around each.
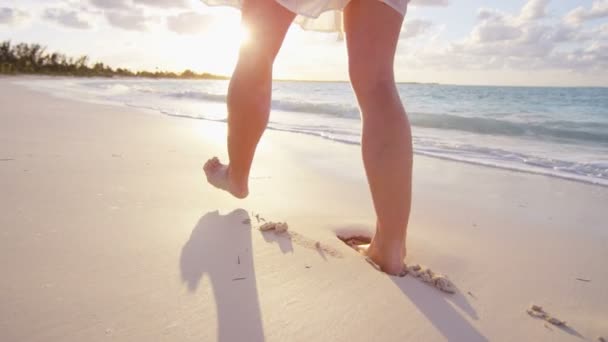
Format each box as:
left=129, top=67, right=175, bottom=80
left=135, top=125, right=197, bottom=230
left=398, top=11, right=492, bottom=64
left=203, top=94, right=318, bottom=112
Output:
left=337, top=234, right=456, bottom=294
left=337, top=235, right=408, bottom=277
left=251, top=216, right=343, bottom=258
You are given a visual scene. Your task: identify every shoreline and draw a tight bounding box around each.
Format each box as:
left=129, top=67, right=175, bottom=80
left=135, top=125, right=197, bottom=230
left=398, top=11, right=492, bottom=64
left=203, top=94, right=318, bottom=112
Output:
left=4, top=73, right=608, bottom=89
left=14, top=76, right=608, bottom=189
left=1, top=78, right=607, bottom=341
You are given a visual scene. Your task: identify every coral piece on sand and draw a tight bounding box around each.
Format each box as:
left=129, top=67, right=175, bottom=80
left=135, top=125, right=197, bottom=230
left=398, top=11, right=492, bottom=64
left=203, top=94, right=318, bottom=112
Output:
left=527, top=308, right=547, bottom=319
left=259, top=222, right=276, bottom=231
left=526, top=305, right=567, bottom=326
left=259, top=221, right=288, bottom=232
left=406, top=264, right=456, bottom=293
left=275, top=222, right=288, bottom=233
left=407, top=264, right=423, bottom=277
left=409, top=264, right=422, bottom=272
left=433, top=275, right=456, bottom=294
left=546, top=316, right=566, bottom=326
left=405, top=264, right=455, bottom=293
left=420, top=268, right=436, bottom=284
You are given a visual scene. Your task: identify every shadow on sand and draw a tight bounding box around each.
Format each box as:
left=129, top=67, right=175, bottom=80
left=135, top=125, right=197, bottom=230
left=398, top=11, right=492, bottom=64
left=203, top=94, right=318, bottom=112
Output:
left=180, top=212, right=495, bottom=341
left=390, top=276, right=488, bottom=341
left=334, top=228, right=488, bottom=341
left=180, top=209, right=265, bottom=342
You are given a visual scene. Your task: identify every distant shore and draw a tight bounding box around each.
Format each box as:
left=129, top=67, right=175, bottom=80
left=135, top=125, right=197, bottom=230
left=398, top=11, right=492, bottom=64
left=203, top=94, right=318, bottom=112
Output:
left=0, top=41, right=229, bottom=80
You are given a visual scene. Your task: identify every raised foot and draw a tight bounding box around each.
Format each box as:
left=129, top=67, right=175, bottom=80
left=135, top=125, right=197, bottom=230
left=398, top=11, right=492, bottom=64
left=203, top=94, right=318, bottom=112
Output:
left=203, top=157, right=249, bottom=199
left=338, top=235, right=407, bottom=276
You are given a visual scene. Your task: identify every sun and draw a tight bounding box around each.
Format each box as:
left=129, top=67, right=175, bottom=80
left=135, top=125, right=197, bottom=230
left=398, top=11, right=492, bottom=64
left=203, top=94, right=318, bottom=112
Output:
left=195, top=18, right=251, bottom=75
left=209, top=20, right=251, bottom=46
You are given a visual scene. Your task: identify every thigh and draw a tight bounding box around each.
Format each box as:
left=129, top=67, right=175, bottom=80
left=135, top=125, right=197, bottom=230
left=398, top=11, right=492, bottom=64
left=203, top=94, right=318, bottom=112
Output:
left=240, top=0, right=296, bottom=60
left=343, top=0, right=405, bottom=80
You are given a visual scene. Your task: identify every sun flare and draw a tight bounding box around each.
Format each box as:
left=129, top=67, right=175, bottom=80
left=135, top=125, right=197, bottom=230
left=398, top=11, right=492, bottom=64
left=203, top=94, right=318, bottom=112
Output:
left=194, top=18, right=250, bottom=75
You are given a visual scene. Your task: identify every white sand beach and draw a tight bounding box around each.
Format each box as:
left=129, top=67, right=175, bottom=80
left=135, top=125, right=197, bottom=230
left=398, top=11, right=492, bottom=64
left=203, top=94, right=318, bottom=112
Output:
left=1, top=78, right=607, bottom=341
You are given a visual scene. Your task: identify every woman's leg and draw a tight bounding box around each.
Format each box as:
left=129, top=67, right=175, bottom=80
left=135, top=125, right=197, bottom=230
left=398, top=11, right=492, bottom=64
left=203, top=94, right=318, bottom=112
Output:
left=204, top=0, right=296, bottom=198
left=344, top=0, right=413, bottom=275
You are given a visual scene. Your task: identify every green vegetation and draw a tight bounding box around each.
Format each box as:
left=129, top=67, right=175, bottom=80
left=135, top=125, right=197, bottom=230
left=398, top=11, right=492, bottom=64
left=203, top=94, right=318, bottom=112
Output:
left=0, top=41, right=228, bottom=80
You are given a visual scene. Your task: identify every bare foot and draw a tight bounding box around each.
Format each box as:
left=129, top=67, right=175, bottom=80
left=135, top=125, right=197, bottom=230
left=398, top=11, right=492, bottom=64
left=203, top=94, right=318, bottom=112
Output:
left=339, top=235, right=406, bottom=276
left=203, top=157, right=248, bottom=199
left=361, top=240, right=406, bottom=276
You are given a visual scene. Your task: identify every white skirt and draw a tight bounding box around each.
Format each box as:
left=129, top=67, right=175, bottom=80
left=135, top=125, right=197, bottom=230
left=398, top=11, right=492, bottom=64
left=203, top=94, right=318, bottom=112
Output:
left=201, top=0, right=409, bottom=33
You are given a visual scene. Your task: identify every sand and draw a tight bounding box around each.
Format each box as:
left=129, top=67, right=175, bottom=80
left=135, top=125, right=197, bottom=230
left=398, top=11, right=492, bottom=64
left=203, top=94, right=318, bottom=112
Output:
left=1, top=77, right=607, bottom=341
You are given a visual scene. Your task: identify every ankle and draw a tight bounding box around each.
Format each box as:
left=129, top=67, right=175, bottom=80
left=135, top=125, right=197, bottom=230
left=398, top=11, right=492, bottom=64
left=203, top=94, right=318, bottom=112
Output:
left=226, top=166, right=249, bottom=198
left=371, top=231, right=405, bottom=251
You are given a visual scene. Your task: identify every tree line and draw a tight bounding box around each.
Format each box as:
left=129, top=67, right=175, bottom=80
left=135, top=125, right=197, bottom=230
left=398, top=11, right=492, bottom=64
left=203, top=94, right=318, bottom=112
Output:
left=0, top=41, right=228, bottom=80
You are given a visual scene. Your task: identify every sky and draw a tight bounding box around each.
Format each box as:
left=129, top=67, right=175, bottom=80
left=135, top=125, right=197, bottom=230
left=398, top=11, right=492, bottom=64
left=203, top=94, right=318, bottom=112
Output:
left=0, top=0, right=607, bottom=86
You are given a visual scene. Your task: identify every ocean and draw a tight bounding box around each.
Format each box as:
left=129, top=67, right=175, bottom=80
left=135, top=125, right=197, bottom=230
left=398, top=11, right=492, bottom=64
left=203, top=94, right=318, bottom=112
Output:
left=22, top=78, right=608, bottom=187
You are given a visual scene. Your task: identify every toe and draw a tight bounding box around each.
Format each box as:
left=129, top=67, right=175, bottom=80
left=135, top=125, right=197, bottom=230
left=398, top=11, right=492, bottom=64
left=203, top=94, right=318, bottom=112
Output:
left=204, top=157, right=220, bottom=170
left=203, top=160, right=212, bottom=170
left=210, top=158, right=221, bottom=168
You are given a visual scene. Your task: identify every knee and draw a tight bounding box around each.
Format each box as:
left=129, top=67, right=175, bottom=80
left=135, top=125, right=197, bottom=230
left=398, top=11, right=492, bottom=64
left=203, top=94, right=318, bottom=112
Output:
left=348, top=60, right=396, bottom=100
left=230, top=44, right=275, bottom=98
left=236, top=44, right=275, bottom=75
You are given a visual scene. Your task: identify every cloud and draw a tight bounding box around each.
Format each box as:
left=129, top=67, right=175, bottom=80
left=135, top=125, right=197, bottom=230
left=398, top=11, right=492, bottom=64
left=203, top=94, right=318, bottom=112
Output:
left=89, top=0, right=190, bottom=9
left=519, top=0, right=549, bottom=20
left=87, top=0, right=178, bottom=31
left=477, top=8, right=505, bottom=21
left=105, top=8, right=155, bottom=31
left=401, top=0, right=607, bottom=74
left=472, top=9, right=521, bottom=43
left=565, top=0, right=608, bottom=25
left=410, top=0, right=449, bottom=6
left=166, top=11, right=215, bottom=34
left=43, top=8, right=92, bottom=29
left=133, top=0, right=190, bottom=8
left=0, top=7, right=30, bottom=26
left=401, top=19, right=433, bottom=39
left=89, top=0, right=131, bottom=10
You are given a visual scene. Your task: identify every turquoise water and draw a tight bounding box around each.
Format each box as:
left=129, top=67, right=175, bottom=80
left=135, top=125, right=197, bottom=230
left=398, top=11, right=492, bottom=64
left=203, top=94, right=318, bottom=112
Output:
left=23, top=78, right=608, bottom=186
